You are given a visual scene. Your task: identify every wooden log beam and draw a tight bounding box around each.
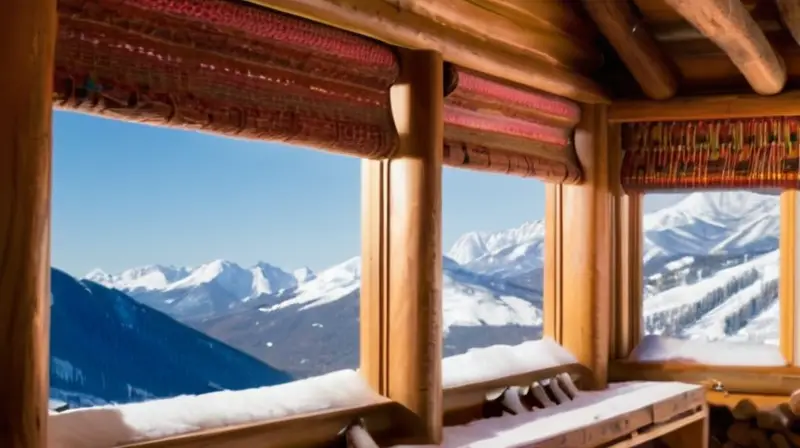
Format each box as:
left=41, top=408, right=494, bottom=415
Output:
left=246, top=0, right=609, bottom=104
left=777, top=0, right=800, bottom=47
left=468, top=0, right=597, bottom=42
left=0, top=0, right=56, bottom=447
left=582, top=0, right=678, bottom=100
left=390, top=0, right=602, bottom=70
left=608, top=90, right=800, bottom=122
left=554, top=104, right=614, bottom=390
left=361, top=49, right=443, bottom=444
left=662, top=0, right=786, bottom=95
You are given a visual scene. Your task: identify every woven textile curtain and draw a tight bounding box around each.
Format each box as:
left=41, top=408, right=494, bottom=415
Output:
left=620, top=118, right=800, bottom=191
left=55, top=0, right=584, bottom=183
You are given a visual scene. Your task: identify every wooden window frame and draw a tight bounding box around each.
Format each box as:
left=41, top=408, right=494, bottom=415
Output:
left=608, top=95, right=800, bottom=396
left=4, top=1, right=572, bottom=444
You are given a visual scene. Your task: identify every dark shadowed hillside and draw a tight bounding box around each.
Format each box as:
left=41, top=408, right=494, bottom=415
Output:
left=50, top=268, right=292, bottom=408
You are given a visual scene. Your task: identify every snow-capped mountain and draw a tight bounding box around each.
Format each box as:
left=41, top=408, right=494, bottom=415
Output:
left=85, top=190, right=781, bottom=377
left=447, top=220, right=545, bottom=277
left=643, top=191, right=779, bottom=265
left=50, top=268, right=291, bottom=409
left=86, top=260, right=306, bottom=320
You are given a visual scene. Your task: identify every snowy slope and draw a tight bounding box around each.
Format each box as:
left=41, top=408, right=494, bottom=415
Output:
left=50, top=268, right=292, bottom=409
left=642, top=191, right=779, bottom=264
left=86, top=190, right=782, bottom=376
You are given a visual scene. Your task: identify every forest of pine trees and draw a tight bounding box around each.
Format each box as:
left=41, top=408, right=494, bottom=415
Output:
left=644, top=268, right=761, bottom=337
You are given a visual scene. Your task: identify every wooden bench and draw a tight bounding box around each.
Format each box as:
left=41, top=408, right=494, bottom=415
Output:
left=376, top=374, right=709, bottom=448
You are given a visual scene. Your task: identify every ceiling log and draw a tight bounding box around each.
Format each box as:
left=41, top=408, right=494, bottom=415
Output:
left=777, top=0, right=800, bottom=47
left=466, top=0, right=597, bottom=41
left=246, top=0, right=609, bottom=104
left=662, top=0, right=786, bottom=95
left=387, top=0, right=602, bottom=70
left=582, top=0, right=678, bottom=100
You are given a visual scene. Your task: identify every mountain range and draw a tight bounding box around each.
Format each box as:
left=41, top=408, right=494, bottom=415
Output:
left=50, top=268, right=292, bottom=409
left=83, top=191, right=781, bottom=379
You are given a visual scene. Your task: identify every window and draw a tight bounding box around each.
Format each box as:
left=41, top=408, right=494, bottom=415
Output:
left=441, top=167, right=546, bottom=357
left=50, top=111, right=361, bottom=409
left=636, top=190, right=783, bottom=364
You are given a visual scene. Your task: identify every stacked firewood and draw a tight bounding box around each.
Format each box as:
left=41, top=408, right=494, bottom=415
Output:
left=709, top=391, right=800, bottom=448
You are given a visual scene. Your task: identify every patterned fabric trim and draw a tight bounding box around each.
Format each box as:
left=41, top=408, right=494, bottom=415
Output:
left=621, top=118, right=800, bottom=191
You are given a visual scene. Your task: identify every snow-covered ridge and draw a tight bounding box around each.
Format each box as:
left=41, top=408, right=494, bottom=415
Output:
left=88, top=260, right=310, bottom=298
left=86, top=190, right=779, bottom=334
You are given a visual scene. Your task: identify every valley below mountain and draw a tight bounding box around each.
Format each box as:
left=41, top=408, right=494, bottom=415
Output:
left=83, top=191, right=781, bottom=380
left=50, top=268, right=292, bottom=408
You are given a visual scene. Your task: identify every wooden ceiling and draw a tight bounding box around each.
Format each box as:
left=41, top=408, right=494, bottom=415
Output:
left=598, top=0, right=800, bottom=98
left=250, top=0, right=800, bottom=102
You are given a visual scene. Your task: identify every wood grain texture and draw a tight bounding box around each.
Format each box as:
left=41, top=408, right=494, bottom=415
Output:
left=558, top=104, right=613, bottom=390
left=582, top=0, right=678, bottom=100
left=246, top=0, right=609, bottom=104
left=661, top=0, right=786, bottom=95
left=780, top=191, right=796, bottom=365
left=609, top=90, right=800, bottom=122
left=120, top=401, right=400, bottom=448
left=362, top=49, right=443, bottom=444
left=776, top=0, right=800, bottom=47
left=0, top=0, right=56, bottom=447
left=388, top=0, right=602, bottom=70
left=609, top=362, right=800, bottom=395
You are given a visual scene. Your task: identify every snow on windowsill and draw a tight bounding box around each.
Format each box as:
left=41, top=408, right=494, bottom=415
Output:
left=391, top=381, right=702, bottom=448
left=628, top=334, right=786, bottom=366
left=442, top=337, right=577, bottom=389
left=48, top=369, right=383, bottom=448
left=49, top=338, right=580, bottom=448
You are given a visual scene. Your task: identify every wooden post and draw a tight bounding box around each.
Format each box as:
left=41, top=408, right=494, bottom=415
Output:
left=0, top=0, right=56, bottom=447
left=556, top=104, right=613, bottom=389
left=361, top=49, right=443, bottom=443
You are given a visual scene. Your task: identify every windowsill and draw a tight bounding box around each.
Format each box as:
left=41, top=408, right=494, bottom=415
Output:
left=51, top=339, right=584, bottom=448
left=628, top=335, right=786, bottom=367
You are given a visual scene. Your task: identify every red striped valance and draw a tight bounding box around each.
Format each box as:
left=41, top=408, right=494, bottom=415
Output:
left=55, top=0, right=399, bottom=158
left=443, top=69, right=582, bottom=182
left=54, top=0, right=584, bottom=184
left=621, top=118, right=800, bottom=191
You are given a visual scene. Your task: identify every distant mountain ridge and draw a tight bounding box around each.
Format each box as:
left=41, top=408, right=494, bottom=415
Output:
left=51, top=268, right=291, bottom=408
left=84, top=190, right=781, bottom=377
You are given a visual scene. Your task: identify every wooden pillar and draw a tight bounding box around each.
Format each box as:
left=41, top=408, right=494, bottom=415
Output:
left=555, top=104, right=613, bottom=389
left=0, top=0, right=56, bottom=447
left=361, top=49, right=443, bottom=443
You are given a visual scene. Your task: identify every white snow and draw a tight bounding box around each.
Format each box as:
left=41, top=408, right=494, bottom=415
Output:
left=447, top=220, right=545, bottom=276
left=391, top=381, right=702, bottom=448
left=643, top=191, right=779, bottom=263
left=48, top=370, right=384, bottom=448
left=49, top=339, right=579, bottom=447
left=442, top=338, right=576, bottom=389
left=629, top=334, right=786, bottom=366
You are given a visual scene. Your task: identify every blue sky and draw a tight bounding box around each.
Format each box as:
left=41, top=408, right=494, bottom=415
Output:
left=53, top=111, right=549, bottom=275
left=53, top=111, right=679, bottom=276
